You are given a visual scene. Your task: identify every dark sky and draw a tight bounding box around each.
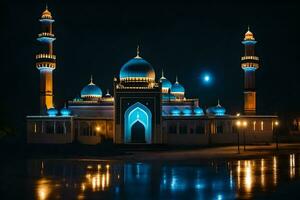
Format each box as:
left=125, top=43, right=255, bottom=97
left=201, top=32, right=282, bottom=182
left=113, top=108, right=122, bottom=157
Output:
left=2, top=0, right=300, bottom=129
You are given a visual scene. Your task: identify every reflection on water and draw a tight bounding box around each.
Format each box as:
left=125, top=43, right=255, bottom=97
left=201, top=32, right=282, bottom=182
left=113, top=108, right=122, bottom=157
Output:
left=2, top=154, right=300, bottom=199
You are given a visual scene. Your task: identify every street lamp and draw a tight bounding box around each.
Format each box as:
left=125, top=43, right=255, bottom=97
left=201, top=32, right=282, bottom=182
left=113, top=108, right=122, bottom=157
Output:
left=274, top=121, right=279, bottom=150
left=242, top=121, right=248, bottom=151
left=236, top=120, right=241, bottom=153
left=236, top=120, right=248, bottom=153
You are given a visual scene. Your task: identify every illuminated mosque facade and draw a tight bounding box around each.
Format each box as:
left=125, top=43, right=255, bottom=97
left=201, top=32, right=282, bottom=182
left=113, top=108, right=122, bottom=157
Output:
left=27, top=7, right=278, bottom=145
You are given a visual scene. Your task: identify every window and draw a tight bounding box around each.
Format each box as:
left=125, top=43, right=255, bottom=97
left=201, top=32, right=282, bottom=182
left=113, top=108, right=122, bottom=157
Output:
left=80, top=122, right=90, bottom=136
left=253, top=121, right=256, bottom=131
left=179, top=124, right=188, bottom=134
left=45, top=121, right=54, bottom=134
left=168, top=124, right=177, bottom=134
left=196, top=125, right=205, bottom=134
left=190, top=128, right=194, bottom=134
left=34, top=123, right=37, bottom=133
left=261, top=121, right=264, bottom=131
left=216, top=125, right=223, bottom=134
left=56, top=122, right=65, bottom=134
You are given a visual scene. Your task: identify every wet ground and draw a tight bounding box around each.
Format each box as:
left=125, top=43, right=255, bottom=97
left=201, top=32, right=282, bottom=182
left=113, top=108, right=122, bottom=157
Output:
left=1, top=153, right=300, bottom=199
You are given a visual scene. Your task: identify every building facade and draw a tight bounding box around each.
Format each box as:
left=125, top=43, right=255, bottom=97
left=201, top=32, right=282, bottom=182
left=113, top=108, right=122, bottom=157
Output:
left=27, top=7, right=278, bottom=145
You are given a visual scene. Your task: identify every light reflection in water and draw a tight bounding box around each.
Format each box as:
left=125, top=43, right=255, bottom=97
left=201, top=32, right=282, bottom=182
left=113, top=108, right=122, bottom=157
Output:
left=261, top=159, right=265, bottom=188
left=27, top=154, right=300, bottom=199
left=244, top=160, right=253, bottom=193
left=290, top=154, right=295, bottom=179
left=273, top=156, right=277, bottom=186
left=36, top=178, right=51, bottom=200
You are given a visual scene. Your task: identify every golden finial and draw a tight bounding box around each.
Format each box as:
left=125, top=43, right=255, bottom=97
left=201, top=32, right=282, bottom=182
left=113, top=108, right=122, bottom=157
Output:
left=161, top=69, right=164, bottom=78
left=217, top=99, right=220, bottom=106
left=175, top=76, right=178, bottom=83
left=89, top=75, right=94, bottom=84
left=244, top=25, right=255, bottom=40
left=106, top=89, right=110, bottom=95
left=42, top=4, right=52, bottom=19
left=135, top=45, right=141, bottom=58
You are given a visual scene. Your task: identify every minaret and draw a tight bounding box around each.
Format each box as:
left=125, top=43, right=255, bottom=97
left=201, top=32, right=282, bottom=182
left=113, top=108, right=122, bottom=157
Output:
left=241, top=26, right=259, bottom=115
left=35, top=5, right=56, bottom=114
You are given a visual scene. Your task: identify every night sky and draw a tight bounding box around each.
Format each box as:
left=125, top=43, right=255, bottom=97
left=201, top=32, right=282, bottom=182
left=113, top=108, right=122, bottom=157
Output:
left=2, top=0, right=300, bottom=131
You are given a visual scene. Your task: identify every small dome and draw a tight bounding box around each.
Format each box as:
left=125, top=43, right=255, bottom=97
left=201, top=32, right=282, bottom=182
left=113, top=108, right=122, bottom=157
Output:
left=103, top=89, right=112, bottom=98
left=41, top=7, right=53, bottom=19
left=206, top=101, right=226, bottom=116
left=47, top=107, right=58, bottom=117
left=160, top=70, right=172, bottom=90
left=183, top=107, right=192, bottom=116
left=60, top=105, right=71, bottom=116
left=244, top=27, right=255, bottom=40
left=194, top=106, right=204, bottom=116
left=170, top=107, right=181, bottom=116
left=119, top=57, right=155, bottom=82
left=171, top=80, right=185, bottom=94
left=162, top=93, right=176, bottom=101
left=73, top=96, right=83, bottom=102
left=81, top=77, right=102, bottom=98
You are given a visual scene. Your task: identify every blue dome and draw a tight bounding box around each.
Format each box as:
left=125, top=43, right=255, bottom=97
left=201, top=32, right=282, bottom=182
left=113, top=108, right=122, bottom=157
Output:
left=170, top=107, right=181, bottom=116
left=47, top=107, right=58, bottom=117
left=81, top=81, right=102, bottom=98
left=171, top=81, right=185, bottom=94
left=162, top=93, right=176, bottom=101
left=160, top=76, right=172, bottom=89
left=206, top=103, right=226, bottom=116
left=183, top=107, right=192, bottom=116
left=119, top=57, right=155, bottom=81
left=194, top=106, right=204, bottom=116
left=60, top=106, right=71, bottom=116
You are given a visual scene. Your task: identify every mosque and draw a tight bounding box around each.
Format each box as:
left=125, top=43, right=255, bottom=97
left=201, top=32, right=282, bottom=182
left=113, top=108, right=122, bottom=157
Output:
left=27, top=7, right=278, bottom=145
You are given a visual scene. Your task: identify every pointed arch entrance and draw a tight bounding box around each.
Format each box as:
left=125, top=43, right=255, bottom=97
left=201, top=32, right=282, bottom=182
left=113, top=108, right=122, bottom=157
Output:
left=124, top=102, right=152, bottom=144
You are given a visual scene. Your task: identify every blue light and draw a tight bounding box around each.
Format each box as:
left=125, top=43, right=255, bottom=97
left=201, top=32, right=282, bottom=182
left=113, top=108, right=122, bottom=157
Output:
left=47, top=108, right=58, bottom=117
left=204, top=75, right=210, bottom=82
left=170, top=107, right=181, bottom=116
left=200, top=72, right=213, bottom=85
left=183, top=107, right=192, bottom=116
left=60, top=107, right=71, bottom=116
left=124, top=102, right=152, bottom=143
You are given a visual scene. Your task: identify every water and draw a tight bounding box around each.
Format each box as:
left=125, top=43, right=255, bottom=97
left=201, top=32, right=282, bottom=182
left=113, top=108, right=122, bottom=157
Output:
left=1, top=154, right=300, bottom=199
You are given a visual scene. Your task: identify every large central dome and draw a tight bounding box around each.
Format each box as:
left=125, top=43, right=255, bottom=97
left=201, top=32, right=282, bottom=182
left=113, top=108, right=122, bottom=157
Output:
left=119, top=49, right=155, bottom=82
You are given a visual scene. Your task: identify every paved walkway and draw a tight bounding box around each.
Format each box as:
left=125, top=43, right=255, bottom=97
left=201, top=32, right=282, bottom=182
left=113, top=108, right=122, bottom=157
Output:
left=111, top=143, right=300, bottom=161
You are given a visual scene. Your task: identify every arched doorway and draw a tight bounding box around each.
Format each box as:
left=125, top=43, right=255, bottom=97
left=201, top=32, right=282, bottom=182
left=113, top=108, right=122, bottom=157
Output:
left=131, top=121, right=146, bottom=143
left=124, top=102, right=152, bottom=144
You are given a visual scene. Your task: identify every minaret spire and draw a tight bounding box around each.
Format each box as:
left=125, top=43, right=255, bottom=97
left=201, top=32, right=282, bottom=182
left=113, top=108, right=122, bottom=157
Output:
left=175, top=76, right=178, bottom=83
left=90, top=75, right=94, bottom=84
left=135, top=45, right=141, bottom=58
left=161, top=69, right=164, bottom=78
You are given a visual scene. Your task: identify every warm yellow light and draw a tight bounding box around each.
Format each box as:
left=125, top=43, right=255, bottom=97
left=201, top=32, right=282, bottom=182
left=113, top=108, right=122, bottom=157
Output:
left=236, top=113, right=240, bottom=117
left=275, top=121, right=279, bottom=126
left=95, top=126, right=101, bottom=132
left=106, top=164, right=110, bottom=169
left=243, top=121, right=248, bottom=127
left=236, top=120, right=241, bottom=127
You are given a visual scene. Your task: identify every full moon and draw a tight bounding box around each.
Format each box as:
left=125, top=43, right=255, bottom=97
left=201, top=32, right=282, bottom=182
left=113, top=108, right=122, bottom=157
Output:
left=204, top=75, right=210, bottom=82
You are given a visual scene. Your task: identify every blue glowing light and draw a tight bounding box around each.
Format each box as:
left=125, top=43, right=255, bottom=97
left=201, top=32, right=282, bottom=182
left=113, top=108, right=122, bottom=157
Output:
left=60, top=107, right=71, bottom=116
left=124, top=102, right=152, bottom=144
left=204, top=75, right=210, bottom=82
left=194, top=106, right=204, bottom=116
left=183, top=107, right=192, bottom=116
left=200, top=72, right=213, bottom=85
left=170, top=107, right=181, bottom=116
left=47, top=108, right=58, bottom=117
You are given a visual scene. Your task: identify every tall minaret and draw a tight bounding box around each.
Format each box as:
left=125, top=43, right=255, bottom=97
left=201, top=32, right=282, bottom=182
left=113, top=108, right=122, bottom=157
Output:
left=241, top=27, right=259, bottom=115
left=35, top=5, right=56, bottom=114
